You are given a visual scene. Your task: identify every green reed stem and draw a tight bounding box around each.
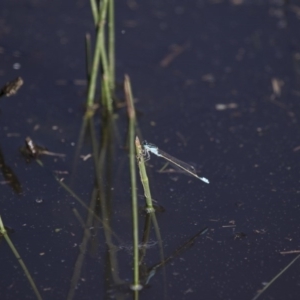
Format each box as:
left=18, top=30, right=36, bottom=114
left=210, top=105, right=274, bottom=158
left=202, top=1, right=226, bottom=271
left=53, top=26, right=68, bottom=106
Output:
left=89, top=0, right=98, bottom=24
left=85, top=33, right=92, bottom=82
left=135, top=137, right=154, bottom=212
left=124, top=75, right=140, bottom=290
left=100, top=31, right=113, bottom=112
left=108, top=0, right=115, bottom=91
left=0, top=217, right=43, bottom=300
left=86, top=0, right=109, bottom=110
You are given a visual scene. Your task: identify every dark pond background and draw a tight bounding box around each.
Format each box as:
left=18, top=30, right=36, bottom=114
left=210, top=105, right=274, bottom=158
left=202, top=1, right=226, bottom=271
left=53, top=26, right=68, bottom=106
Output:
left=1, top=0, right=300, bottom=299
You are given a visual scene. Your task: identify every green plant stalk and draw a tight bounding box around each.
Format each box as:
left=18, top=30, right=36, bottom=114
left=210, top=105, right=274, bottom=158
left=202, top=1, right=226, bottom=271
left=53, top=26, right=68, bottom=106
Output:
left=85, top=33, right=92, bottom=83
left=124, top=75, right=140, bottom=290
left=135, top=137, right=154, bottom=212
left=100, top=31, right=113, bottom=112
left=133, top=290, right=139, bottom=300
left=88, top=0, right=114, bottom=113
left=89, top=117, right=99, bottom=166
left=86, top=0, right=109, bottom=110
left=0, top=217, right=43, bottom=300
left=89, top=0, right=98, bottom=24
left=108, top=0, right=115, bottom=91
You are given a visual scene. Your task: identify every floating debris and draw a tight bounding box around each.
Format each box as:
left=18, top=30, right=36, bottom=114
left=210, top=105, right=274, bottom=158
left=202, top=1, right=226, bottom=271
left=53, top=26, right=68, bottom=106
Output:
left=234, top=232, right=247, bottom=240
left=201, top=73, right=215, bottom=83
left=215, top=103, right=238, bottom=111
left=271, top=77, right=284, bottom=97
left=0, top=77, right=24, bottom=97
left=160, top=41, right=190, bottom=68
left=21, top=137, right=65, bottom=160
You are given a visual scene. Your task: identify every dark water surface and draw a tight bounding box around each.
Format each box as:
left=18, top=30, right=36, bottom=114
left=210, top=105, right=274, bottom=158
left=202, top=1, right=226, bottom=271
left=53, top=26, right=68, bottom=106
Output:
left=1, top=0, right=300, bottom=299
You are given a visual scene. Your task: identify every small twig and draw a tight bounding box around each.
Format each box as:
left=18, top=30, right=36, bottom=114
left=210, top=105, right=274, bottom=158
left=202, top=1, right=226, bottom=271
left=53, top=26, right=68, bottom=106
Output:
left=0, top=77, right=23, bottom=97
left=280, top=250, right=300, bottom=255
left=160, top=41, right=190, bottom=67
left=251, top=254, right=300, bottom=300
